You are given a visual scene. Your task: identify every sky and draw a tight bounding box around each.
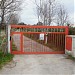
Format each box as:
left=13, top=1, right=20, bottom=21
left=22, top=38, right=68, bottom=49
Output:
left=19, top=0, right=74, bottom=25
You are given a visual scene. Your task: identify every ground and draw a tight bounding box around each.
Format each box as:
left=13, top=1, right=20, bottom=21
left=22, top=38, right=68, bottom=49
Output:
left=0, top=54, right=75, bottom=75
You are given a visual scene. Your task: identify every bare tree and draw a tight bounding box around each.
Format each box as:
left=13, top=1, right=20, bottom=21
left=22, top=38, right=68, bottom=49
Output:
left=42, top=1, right=48, bottom=25
left=48, top=0, right=56, bottom=25
left=0, top=0, right=22, bottom=53
left=35, top=0, right=56, bottom=25
left=35, top=0, right=43, bottom=22
left=0, top=0, right=22, bottom=26
left=56, top=5, right=68, bottom=26
left=6, top=13, right=19, bottom=24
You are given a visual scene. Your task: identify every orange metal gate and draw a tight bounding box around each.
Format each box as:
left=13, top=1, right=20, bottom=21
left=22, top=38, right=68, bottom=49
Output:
left=10, top=25, right=68, bottom=54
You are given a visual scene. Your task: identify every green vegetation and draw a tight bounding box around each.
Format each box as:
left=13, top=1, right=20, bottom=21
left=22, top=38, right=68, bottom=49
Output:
left=0, top=52, right=14, bottom=69
left=66, top=52, right=75, bottom=61
left=69, top=27, right=75, bottom=35
left=0, top=31, right=14, bottom=69
left=12, top=40, right=17, bottom=51
left=0, top=36, right=6, bottom=52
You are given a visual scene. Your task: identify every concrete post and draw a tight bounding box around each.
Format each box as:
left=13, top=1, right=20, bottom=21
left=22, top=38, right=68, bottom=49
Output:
left=8, top=25, right=11, bottom=53
left=72, top=37, right=75, bottom=57
left=65, top=35, right=75, bottom=57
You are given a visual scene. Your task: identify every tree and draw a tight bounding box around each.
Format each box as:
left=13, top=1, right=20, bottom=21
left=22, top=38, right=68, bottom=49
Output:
left=35, top=0, right=70, bottom=26
left=0, top=0, right=22, bottom=26
left=37, top=21, right=43, bottom=25
left=18, top=22, right=26, bottom=25
left=48, top=0, right=56, bottom=25
left=0, top=0, right=22, bottom=54
left=35, top=0, right=56, bottom=25
left=6, top=13, right=19, bottom=24
left=56, top=5, right=68, bottom=26
left=35, top=0, right=42, bottom=22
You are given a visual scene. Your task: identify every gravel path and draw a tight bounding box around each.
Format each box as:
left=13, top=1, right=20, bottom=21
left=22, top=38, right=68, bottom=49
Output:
left=0, top=54, right=75, bottom=75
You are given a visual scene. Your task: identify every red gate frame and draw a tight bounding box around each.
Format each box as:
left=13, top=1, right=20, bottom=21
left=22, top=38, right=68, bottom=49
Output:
left=10, top=25, right=69, bottom=54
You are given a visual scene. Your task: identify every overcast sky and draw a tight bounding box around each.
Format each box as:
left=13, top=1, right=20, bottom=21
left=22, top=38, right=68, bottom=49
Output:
left=19, top=0, right=74, bottom=25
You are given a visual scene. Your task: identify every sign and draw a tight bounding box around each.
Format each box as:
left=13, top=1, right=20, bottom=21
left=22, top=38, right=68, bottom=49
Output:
left=39, top=34, right=44, bottom=40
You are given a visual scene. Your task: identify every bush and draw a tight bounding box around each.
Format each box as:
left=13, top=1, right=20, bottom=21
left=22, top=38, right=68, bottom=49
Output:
left=69, top=27, right=75, bottom=35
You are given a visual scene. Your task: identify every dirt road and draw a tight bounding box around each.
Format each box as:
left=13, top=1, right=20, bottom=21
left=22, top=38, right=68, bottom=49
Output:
left=0, top=54, right=75, bottom=75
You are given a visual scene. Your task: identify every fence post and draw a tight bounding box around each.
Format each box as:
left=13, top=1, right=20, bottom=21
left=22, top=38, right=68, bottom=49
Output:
left=65, top=26, right=69, bottom=35
left=45, top=33, right=48, bottom=44
left=8, top=25, right=11, bottom=53
left=65, top=26, right=69, bottom=54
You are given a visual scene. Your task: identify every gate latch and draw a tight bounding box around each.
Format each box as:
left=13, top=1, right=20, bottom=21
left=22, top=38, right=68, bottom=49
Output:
left=10, top=36, right=11, bottom=41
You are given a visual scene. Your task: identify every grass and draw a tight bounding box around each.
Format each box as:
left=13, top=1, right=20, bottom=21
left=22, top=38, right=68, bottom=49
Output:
left=0, top=52, right=14, bottom=69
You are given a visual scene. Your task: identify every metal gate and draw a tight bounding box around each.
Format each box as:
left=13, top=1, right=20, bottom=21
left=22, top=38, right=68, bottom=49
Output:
left=10, top=25, right=68, bottom=54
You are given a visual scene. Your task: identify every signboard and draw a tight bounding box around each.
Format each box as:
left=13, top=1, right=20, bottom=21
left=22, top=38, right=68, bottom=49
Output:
left=39, top=34, right=44, bottom=40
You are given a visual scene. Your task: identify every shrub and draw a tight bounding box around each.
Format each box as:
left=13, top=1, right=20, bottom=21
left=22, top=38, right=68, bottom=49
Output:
left=69, top=27, right=75, bottom=35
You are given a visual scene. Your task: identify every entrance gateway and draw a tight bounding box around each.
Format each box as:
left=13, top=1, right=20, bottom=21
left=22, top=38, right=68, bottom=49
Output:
left=8, top=25, right=68, bottom=54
